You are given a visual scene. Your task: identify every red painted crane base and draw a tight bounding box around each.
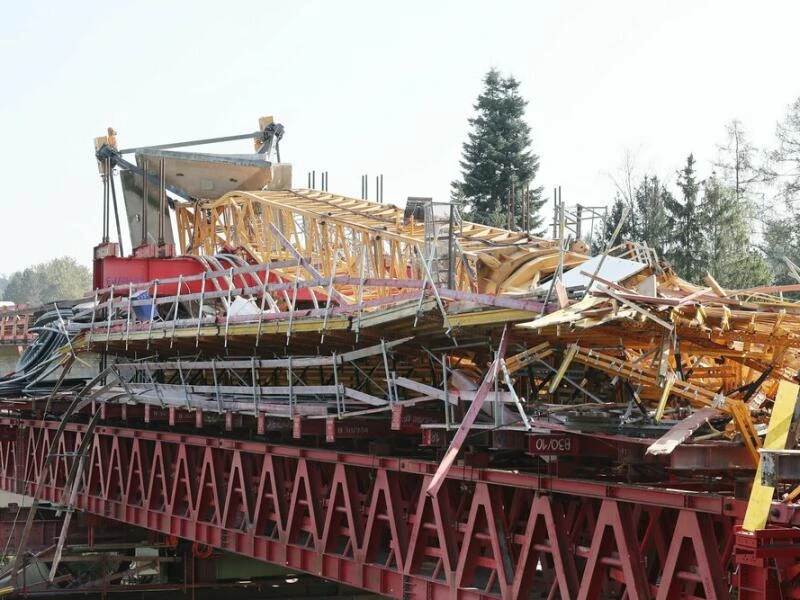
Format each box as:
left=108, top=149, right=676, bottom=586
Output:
left=2, top=417, right=800, bottom=599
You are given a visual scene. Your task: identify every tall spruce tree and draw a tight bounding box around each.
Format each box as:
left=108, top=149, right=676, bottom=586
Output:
left=633, top=175, right=671, bottom=256
left=665, top=155, right=704, bottom=282
left=763, top=98, right=800, bottom=282
left=699, top=174, right=771, bottom=288
left=454, top=69, right=544, bottom=232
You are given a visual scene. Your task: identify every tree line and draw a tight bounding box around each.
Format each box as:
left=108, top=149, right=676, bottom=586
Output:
left=596, top=144, right=771, bottom=288
left=1, top=257, right=91, bottom=306
left=452, top=69, right=800, bottom=288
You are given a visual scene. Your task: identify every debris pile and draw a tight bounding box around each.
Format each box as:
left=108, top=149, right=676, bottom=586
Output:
left=58, top=190, right=797, bottom=474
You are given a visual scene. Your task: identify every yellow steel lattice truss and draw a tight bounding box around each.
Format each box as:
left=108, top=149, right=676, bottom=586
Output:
left=174, top=189, right=587, bottom=301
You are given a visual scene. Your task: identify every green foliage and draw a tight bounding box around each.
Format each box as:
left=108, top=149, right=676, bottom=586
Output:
left=771, top=98, right=800, bottom=203
left=599, top=194, right=636, bottom=249
left=762, top=214, right=800, bottom=284
left=595, top=175, right=673, bottom=256
left=633, top=176, right=671, bottom=256
left=664, top=155, right=705, bottom=282
left=763, top=99, right=800, bottom=282
left=3, top=257, right=92, bottom=306
left=596, top=160, right=770, bottom=288
left=699, top=175, right=771, bottom=288
left=0, top=275, right=8, bottom=300
left=454, top=68, right=545, bottom=232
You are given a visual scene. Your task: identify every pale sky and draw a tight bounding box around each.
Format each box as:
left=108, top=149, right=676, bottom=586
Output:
left=1, top=0, right=798, bottom=273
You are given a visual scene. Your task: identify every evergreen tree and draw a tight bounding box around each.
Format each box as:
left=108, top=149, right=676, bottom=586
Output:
left=522, top=187, right=546, bottom=235
left=595, top=174, right=671, bottom=255
left=771, top=97, right=800, bottom=203
left=455, top=69, right=544, bottom=231
left=762, top=216, right=798, bottom=283
left=593, top=193, right=633, bottom=253
left=763, top=98, right=800, bottom=281
left=699, top=175, right=771, bottom=288
left=715, top=120, right=763, bottom=205
left=664, top=155, right=704, bottom=282
left=633, top=175, right=671, bottom=256
left=595, top=153, right=770, bottom=288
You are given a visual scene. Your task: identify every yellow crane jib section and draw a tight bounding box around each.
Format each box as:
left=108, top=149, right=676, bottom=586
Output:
left=743, top=380, right=800, bottom=531
left=173, top=189, right=587, bottom=299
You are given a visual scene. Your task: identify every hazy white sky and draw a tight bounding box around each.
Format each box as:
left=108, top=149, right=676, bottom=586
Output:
left=1, top=0, right=798, bottom=273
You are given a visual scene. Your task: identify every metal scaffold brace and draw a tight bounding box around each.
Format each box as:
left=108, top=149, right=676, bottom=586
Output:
left=3, top=362, right=121, bottom=587
left=426, top=325, right=509, bottom=497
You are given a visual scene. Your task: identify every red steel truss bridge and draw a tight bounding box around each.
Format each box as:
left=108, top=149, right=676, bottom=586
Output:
left=1, top=415, right=800, bottom=599
left=5, top=121, right=800, bottom=599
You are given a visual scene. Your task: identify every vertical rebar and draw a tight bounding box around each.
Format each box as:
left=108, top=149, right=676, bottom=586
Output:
left=511, top=177, right=516, bottom=230
left=507, top=185, right=512, bottom=230
left=141, top=159, right=149, bottom=246
left=110, top=166, right=124, bottom=255
left=158, top=158, right=166, bottom=246
left=552, top=187, right=557, bottom=239
left=380, top=174, right=384, bottom=203
left=523, top=182, right=529, bottom=232
left=102, top=158, right=109, bottom=242
left=106, top=158, right=112, bottom=241
left=447, top=203, right=455, bottom=289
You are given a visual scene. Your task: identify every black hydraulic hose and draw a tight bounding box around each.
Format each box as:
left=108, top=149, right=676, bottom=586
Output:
left=0, top=308, right=83, bottom=397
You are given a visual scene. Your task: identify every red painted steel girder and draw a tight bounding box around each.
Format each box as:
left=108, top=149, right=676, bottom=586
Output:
left=1, top=417, right=799, bottom=599
left=733, top=526, right=800, bottom=599
left=93, top=254, right=321, bottom=301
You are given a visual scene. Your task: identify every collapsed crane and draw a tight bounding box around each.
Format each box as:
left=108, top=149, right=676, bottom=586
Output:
left=0, top=116, right=800, bottom=598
